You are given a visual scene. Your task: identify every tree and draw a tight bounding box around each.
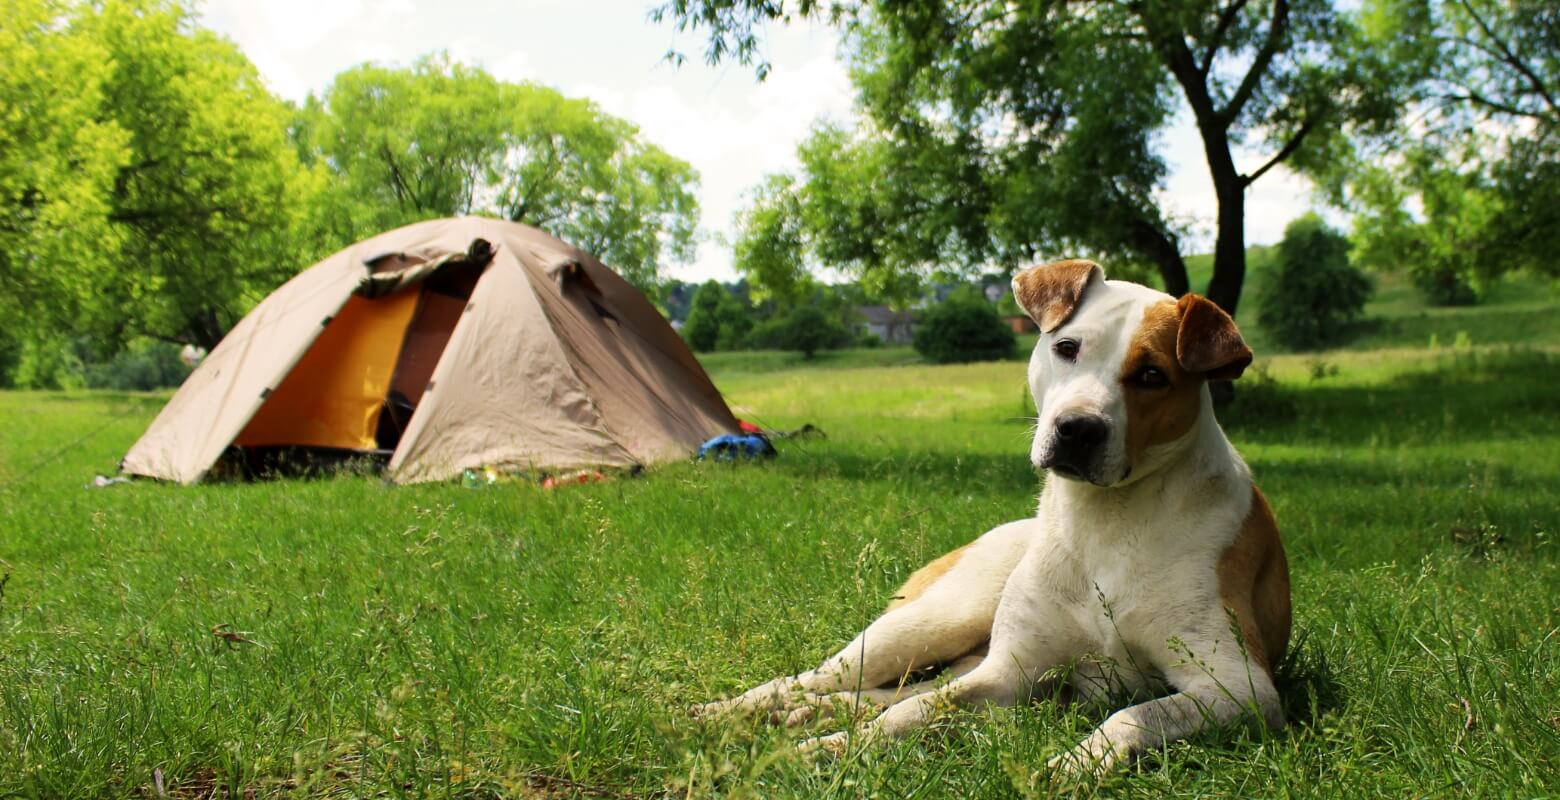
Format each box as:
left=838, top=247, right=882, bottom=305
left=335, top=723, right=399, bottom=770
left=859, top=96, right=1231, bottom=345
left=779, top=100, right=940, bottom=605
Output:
left=1, top=0, right=328, bottom=352
left=657, top=0, right=1396, bottom=316
left=1, top=0, right=127, bottom=368
left=85, top=0, right=330, bottom=350
left=681, top=280, right=754, bottom=352
left=298, top=57, right=700, bottom=288
left=1257, top=214, right=1373, bottom=350
left=1322, top=0, right=1558, bottom=298
left=749, top=303, right=854, bottom=358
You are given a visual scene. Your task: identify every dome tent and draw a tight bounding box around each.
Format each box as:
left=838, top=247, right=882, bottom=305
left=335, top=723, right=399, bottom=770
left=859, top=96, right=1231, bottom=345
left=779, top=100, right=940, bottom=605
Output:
left=122, top=217, right=738, bottom=484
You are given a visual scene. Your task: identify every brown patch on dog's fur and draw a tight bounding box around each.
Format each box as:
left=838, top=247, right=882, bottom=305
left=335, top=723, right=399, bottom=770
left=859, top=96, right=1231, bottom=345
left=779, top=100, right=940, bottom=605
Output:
left=1121, top=301, right=1204, bottom=467
left=1176, top=294, right=1252, bottom=380
left=887, top=545, right=970, bottom=611
left=1012, top=259, right=1102, bottom=332
left=1216, top=487, right=1292, bottom=674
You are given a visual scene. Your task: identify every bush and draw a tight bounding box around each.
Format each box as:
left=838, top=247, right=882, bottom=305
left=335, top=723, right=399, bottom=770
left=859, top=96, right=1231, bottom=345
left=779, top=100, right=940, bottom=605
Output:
left=748, top=305, right=852, bottom=358
left=81, top=339, right=192, bottom=390
left=1414, top=267, right=1481, bottom=306
left=913, top=290, right=1015, bottom=363
left=0, top=328, right=20, bottom=389
left=1258, top=214, right=1373, bottom=351
left=682, top=281, right=752, bottom=353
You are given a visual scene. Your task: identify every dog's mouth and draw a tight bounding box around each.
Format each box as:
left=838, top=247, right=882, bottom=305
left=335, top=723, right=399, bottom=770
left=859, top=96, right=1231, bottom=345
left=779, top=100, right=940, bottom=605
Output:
left=1042, top=457, right=1130, bottom=487
left=1046, top=462, right=1084, bottom=481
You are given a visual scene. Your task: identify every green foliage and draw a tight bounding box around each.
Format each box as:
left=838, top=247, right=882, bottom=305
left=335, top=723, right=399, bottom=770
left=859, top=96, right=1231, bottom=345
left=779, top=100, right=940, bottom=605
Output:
left=1, top=0, right=131, bottom=343
left=0, top=326, right=20, bottom=389
left=913, top=289, right=1015, bottom=364
left=681, top=280, right=753, bottom=352
left=80, top=339, right=192, bottom=391
left=82, top=0, right=327, bottom=350
left=1327, top=0, right=1559, bottom=297
left=731, top=174, right=811, bottom=301
left=298, top=56, right=699, bottom=289
left=1, top=0, right=325, bottom=351
left=1258, top=214, right=1374, bottom=351
left=747, top=304, right=853, bottom=359
left=3, top=4, right=704, bottom=376
left=9, top=334, right=86, bottom=390
left=672, top=0, right=1399, bottom=315
left=1413, top=267, right=1481, bottom=307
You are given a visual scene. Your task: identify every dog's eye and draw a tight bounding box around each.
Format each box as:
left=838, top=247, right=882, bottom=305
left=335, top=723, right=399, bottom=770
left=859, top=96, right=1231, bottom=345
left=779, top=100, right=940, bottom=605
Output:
left=1133, top=366, right=1169, bottom=388
left=1053, top=339, right=1080, bottom=361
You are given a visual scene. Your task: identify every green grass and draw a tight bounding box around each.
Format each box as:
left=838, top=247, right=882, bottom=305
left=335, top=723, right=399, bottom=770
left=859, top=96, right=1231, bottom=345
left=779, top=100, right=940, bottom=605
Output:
left=3, top=291, right=1559, bottom=797
left=2, top=357, right=1557, bottom=797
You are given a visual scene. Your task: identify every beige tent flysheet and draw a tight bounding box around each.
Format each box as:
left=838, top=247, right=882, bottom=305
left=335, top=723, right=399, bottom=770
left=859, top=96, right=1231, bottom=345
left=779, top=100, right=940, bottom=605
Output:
left=122, top=217, right=739, bottom=484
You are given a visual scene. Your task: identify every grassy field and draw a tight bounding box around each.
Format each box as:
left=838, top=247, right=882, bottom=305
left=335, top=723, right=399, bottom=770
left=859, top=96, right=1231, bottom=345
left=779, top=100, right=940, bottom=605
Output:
left=2, top=286, right=1559, bottom=797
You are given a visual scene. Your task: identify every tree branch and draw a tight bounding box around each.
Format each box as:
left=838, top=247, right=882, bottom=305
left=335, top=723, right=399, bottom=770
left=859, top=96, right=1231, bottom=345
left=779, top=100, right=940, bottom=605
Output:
left=1200, top=0, right=1251, bottom=75
left=1440, top=90, right=1534, bottom=120
left=379, top=141, right=415, bottom=212
left=1158, top=26, right=1222, bottom=124
left=1455, top=0, right=1560, bottom=119
left=1242, top=116, right=1317, bottom=187
left=1220, top=0, right=1289, bottom=123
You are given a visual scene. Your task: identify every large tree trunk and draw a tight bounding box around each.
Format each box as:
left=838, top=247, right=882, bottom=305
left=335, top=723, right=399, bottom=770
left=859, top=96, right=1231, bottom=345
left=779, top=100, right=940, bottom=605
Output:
left=1206, top=176, right=1246, bottom=317
left=187, top=308, right=226, bottom=351
left=1128, top=216, right=1190, bottom=297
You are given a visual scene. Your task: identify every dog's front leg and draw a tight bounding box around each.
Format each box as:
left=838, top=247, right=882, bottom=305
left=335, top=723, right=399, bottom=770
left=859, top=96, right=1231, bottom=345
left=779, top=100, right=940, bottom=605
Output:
left=1048, top=666, right=1283, bottom=778
left=693, top=593, right=994, bottom=722
left=799, top=654, right=1036, bottom=754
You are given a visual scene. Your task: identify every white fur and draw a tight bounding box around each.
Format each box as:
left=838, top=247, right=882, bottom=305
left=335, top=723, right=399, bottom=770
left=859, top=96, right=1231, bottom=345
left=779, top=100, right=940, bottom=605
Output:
left=695, top=278, right=1282, bottom=779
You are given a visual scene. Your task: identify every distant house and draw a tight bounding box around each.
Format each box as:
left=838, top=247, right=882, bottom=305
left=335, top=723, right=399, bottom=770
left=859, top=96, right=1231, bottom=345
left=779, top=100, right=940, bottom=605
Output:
left=857, top=305, right=916, bottom=344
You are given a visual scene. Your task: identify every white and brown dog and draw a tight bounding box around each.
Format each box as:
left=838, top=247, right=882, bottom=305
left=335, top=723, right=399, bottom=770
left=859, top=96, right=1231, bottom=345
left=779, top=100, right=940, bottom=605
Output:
left=695, top=259, right=1291, bottom=777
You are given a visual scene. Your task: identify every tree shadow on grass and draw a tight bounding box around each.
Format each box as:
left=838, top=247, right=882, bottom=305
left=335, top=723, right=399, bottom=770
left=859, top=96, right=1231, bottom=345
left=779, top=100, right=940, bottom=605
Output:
left=768, top=446, right=1041, bottom=498
left=1224, top=349, right=1560, bottom=448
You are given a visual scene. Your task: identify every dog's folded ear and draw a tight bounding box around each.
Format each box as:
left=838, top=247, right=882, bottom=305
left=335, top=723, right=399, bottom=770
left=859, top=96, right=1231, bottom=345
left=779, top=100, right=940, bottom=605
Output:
left=1011, top=259, right=1104, bottom=332
left=1176, top=294, right=1252, bottom=381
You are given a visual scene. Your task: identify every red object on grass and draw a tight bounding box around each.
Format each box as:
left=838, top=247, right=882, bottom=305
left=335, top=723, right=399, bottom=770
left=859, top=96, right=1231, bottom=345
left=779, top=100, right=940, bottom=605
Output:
left=541, top=469, right=606, bottom=489
left=738, top=419, right=764, bottom=435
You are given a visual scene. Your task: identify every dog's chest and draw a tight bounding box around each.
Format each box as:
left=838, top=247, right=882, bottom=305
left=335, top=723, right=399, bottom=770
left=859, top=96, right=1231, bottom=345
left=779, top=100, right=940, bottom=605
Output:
left=1043, top=504, right=1226, bottom=666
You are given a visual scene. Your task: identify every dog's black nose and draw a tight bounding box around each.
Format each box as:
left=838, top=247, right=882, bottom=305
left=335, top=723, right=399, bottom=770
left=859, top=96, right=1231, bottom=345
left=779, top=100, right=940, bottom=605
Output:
left=1054, top=412, right=1108, bottom=448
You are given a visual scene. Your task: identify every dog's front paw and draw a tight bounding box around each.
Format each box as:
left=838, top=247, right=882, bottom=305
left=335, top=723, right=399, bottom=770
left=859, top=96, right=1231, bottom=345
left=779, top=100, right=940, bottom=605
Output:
left=1046, top=730, right=1127, bottom=781
left=783, top=692, right=882, bottom=728
left=690, top=699, right=731, bottom=719
left=797, top=730, right=851, bottom=758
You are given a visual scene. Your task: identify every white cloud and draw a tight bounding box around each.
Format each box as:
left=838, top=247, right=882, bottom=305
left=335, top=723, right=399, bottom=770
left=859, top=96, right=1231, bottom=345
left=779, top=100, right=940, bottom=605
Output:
left=489, top=50, right=535, bottom=83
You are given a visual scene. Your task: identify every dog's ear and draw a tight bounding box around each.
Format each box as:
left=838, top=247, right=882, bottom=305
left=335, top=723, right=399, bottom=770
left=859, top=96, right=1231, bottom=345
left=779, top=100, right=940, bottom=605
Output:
left=1176, top=294, right=1252, bottom=381
left=1011, top=259, right=1104, bottom=332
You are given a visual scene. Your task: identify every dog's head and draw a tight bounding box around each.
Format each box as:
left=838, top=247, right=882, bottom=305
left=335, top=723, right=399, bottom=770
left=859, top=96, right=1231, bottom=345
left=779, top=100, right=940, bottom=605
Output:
left=1012, top=259, right=1251, bottom=487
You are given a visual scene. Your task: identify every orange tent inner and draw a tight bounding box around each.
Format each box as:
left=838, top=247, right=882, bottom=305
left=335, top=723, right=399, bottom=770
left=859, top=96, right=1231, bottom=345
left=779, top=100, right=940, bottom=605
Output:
left=235, top=290, right=421, bottom=450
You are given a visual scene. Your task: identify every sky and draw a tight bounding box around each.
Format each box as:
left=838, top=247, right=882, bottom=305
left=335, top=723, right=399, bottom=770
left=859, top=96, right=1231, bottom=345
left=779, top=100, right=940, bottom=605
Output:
left=198, top=0, right=1322, bottom=284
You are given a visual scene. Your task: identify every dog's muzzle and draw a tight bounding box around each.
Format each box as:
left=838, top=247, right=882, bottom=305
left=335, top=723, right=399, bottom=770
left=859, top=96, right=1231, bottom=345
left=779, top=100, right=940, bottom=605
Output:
left=1041, top=411, right=1111, bottom=483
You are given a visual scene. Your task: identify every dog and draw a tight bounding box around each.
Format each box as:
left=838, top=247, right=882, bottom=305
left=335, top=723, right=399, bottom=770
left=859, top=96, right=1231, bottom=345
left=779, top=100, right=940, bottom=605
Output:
left=694, top=258, right=1291, bottom=778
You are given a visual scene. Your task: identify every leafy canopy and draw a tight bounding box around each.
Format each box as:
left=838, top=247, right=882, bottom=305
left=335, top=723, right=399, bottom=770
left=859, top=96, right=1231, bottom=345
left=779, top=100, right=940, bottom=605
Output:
left=297, top=57, right=700, bottom=289
left=664, top=0, right=1397, bottom=316
left=1322, top=0, right=1559, bottom=301
left=1, top=0, right=322, bottom=352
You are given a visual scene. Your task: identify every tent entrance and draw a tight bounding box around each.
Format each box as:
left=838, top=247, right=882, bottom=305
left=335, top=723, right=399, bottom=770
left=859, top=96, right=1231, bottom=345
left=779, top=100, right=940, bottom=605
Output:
left=230, top=253, right=488, bottom=471
left=375, top=262, right=484, bottom=450
left=234, top=289, right=421, bottom=453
